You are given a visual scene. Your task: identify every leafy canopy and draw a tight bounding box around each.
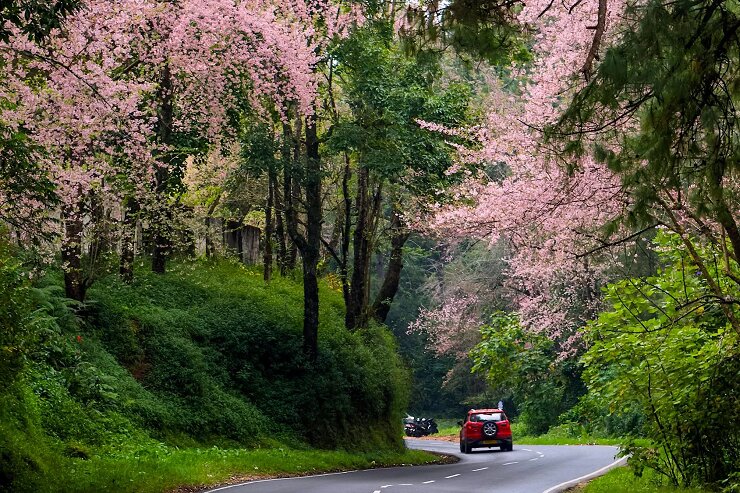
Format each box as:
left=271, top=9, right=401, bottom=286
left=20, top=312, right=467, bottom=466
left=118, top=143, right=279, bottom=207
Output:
left=582, top=230, right=739, bottom=486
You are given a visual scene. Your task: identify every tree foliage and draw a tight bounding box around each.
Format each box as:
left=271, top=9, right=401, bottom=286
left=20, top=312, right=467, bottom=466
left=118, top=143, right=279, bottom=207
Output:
left=556, top=0, right=740, bottom=334
left=471, top=312, right=585, bottom=434
left=395, top=0, right=530, bottom=65
left=583, top=231, right=739, bottom=486
left=0, top=0, right=80, bottom=42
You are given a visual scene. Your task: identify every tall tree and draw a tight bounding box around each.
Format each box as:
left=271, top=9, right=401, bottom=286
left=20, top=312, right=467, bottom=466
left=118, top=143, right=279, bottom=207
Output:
left=328, top=22, right=474, bottom=329
left=555, top=0, right=740, bottom=334
left=0, top=0, right=319, bottom=296
left=371, top=205, right=410, bottom=323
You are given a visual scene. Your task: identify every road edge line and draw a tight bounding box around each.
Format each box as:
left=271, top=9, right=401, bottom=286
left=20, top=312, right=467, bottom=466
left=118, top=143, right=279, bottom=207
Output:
left=205, top=470, right=359, bottom=492
left=541, top=456, right=628, bottom=493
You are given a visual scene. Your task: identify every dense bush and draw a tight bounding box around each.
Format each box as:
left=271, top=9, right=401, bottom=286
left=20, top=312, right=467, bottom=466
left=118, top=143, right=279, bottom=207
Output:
left=582, top=232, right=740, bottom=488
left=88, top=260, right=408, bottom=450
left=0, top=257, right=409, bottom=492
left=0, top=238, right=35, bottom=386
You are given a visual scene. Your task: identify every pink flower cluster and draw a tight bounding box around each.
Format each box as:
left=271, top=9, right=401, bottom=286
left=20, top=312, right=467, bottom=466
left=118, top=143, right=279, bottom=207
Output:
left=414, top=0, right=631, bottom=355
left=0, top=0, right=352, bottom=245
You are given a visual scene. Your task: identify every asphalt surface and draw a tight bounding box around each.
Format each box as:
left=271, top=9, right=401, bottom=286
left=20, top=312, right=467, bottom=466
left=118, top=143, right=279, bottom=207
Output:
left=206, top=439, right=621, bottom=493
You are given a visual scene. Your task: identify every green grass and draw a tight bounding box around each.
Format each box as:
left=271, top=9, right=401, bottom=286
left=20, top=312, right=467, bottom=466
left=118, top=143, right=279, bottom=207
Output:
left=515, top=435, right=623, bottom=446
left=431, top=418, right=460, bottom=437
left=572, top=466, right=712, bottom=493
left=49, top=445, right=442, bottom=493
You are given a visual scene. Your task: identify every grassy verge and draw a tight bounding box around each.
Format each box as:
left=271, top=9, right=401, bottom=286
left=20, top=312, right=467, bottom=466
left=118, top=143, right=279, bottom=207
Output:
left=514, top=435, right=623, bottom=446
left=433, top=418, right=460, bottom=437
left=50, top=446, right=444, bottom=493
left=568, top=466, right=712, bottom=493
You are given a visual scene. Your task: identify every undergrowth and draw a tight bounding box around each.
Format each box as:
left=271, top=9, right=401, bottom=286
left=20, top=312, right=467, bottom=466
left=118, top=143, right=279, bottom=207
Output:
left=0, top=256, right=416, bottom=492
left=571, top=467, right=714, bottom=493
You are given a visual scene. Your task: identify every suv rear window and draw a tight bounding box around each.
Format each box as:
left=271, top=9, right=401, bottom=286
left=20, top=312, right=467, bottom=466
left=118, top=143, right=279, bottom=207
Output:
left=470, top=413, right=505, bottom=422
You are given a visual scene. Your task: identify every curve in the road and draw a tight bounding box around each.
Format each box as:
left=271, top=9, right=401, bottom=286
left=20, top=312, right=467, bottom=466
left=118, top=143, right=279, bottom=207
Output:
left=205, top=439, right=621, bottom=493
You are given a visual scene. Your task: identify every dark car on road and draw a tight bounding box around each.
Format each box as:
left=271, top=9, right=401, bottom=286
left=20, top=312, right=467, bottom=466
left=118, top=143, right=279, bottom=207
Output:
left=459, top=408, right=513, bottom=453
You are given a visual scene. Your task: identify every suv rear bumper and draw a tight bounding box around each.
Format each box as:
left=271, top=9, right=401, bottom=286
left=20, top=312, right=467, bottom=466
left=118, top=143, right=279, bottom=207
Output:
left=467, top=438, right=512, bottom=448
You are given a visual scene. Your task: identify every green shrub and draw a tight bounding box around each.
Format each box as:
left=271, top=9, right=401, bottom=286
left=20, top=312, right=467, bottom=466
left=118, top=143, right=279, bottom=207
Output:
left=84, top=260, right=408, bottom=449
left=0, top=238, right=35, bottom=386
left=0, top=257, right=410, bottom=492
left=582, top=232, right=740, bottom=487
left=0, top=381, right=53, bottom=493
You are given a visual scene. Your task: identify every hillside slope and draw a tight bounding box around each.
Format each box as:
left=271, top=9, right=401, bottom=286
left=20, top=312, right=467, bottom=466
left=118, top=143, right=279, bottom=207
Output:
left=0, top=258, right=410, bottom=492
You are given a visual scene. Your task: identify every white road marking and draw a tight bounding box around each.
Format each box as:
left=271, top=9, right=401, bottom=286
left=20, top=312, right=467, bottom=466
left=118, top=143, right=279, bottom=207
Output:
left=373, top=490, right=381, bottom=493
left=472, top=467, right=488, bottom=471
left=445, top=474, right=461, bottom=479
left=423, top=480, right=435, bottom=484
left=206, top=470, right=356, bottom=492
left=541, top=456, right=628, bottom=493
left=522, top=448, right=532, bottom=452
left=529, top=458, right=539, bottom=461
left=381, top=486, right=392, bottom=489
left=503, top=461, right=518, bottom=465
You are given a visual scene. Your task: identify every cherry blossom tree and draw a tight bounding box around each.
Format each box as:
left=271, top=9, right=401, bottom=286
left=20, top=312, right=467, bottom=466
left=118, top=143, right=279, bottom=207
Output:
left=0, top=0, right=321, bottom=299
left=0, top=0, right=156, bottom=299
left=413, top=0, right=631, bottom=354
left=417, top=0, right=740, bottom=358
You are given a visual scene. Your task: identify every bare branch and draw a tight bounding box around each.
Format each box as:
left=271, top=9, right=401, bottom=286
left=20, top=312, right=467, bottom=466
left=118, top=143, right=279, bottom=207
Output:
left=581, top=0, right=607, bottom=81
left=575, top=223, right=659, bottom=259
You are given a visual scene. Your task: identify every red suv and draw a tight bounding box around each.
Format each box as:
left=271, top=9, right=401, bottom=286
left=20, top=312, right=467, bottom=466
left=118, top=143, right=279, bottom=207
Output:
left=459, top=408, right=513, bottom=453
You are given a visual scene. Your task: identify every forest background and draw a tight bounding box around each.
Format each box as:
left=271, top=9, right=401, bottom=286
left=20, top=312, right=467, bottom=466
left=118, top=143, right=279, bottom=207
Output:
left=0, top=0, right=738, bottom=492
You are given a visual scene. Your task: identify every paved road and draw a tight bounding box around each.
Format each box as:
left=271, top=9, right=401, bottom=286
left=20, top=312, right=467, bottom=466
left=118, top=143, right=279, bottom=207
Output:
left=207, top=439, right=622, bottom=493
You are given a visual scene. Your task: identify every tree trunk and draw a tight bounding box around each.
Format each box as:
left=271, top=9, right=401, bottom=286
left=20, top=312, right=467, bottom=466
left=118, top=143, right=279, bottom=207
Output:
left=152, top=231, right=170, bottom=274
left=302, top=253, right=319, bottom=359
left=282, top=123, right=296, bottom=273
left=264, top=168, right=274, bottom=281
left=346, top=169, right=383, bottom=330
left=302, top=114, right=322, bottom=359
left=62, top=197, right=88, bottom=302
left=340, top=155, right=352, bottom=314
left=273, top=171, right=288, bottom=276
left=371, top=209, right=410, bottom=323
left=287, top=202, right=299, bottom=271
left=346, top=166, right=370, bottom=329
left=88, top=188, right=110, bottom=261
left=327, top=202, right=343, bottom=259
left=288, top=117, right=303, bottom=272
left=152, top=63, right=174, bottom=274
left=282, top=115, right=321, bottom=360
left=119, top=197, right=139, bottom=283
